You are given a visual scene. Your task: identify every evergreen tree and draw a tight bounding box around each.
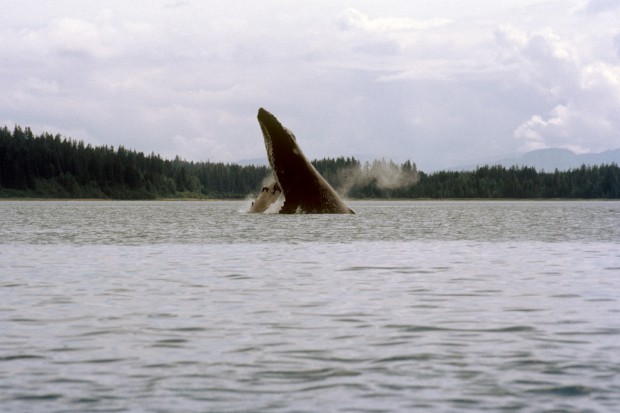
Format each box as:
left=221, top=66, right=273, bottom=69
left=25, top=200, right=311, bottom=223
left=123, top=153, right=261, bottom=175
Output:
left=1, top=124, right=619, bottom=199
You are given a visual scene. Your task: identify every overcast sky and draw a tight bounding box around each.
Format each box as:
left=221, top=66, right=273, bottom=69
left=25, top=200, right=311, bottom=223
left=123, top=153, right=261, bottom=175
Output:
left=2, top=0, right=619, bottom=171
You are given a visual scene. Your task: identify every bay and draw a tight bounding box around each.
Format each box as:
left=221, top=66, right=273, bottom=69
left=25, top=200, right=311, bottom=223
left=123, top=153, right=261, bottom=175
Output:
left=1, top=200, right=619, bottom=412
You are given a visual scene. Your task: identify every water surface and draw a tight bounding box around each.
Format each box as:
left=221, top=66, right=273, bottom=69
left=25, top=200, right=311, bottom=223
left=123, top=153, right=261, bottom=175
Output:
left=1, top=200, right=619, bottom=412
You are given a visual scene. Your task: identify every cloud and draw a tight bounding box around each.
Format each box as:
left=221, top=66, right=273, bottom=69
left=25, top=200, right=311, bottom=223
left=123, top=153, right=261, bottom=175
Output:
left=332, top=8, right=455, bottom=65
left=497, top=27, right=620, bottom=153
left=16, top=10, right=153, bottom=61
left=338, top=8, right=451, bottom=33
left=579, top=0, right=620, bottom=14
left=1, top=1, right=619, bottom=172
left=29, top=17, right=115, bottom=59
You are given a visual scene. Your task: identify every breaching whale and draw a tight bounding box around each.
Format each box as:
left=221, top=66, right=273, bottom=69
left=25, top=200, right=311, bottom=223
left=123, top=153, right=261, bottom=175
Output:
left=249, top=108, right=354, bottom=214
left=249, top=180, right=282, bottom=213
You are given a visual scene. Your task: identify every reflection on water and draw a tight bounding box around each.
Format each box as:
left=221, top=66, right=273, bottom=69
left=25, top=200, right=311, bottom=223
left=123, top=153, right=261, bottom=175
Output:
left=0, top=200, right=619, bottom=412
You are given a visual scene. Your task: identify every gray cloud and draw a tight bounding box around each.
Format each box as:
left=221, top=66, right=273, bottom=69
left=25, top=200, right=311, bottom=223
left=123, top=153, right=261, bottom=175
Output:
left=1, top=1, right=619, bottom=171
left=580, top=0, right=620, bottom=14
left=496, top=26, right=620, bottom=154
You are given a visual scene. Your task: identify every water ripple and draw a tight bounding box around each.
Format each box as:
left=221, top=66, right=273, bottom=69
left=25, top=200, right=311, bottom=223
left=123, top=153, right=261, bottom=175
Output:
left=0, top=200, right=619, bottom=412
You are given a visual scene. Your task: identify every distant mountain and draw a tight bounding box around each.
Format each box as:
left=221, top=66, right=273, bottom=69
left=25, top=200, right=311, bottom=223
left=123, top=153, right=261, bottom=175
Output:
left=495, top=148, right=620, bottom=171
left=449, top=148, right=620, bottom=172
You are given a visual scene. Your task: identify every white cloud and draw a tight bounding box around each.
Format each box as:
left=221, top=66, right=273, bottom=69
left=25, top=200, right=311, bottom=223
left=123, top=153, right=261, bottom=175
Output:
left=579, top=0, right=620, bottom=14
left=339, top=8, right=451, bottom=33
left=1, top=1, right=619, bottom=172
left=497, top=26, right=620, bottom=154
left=17, top=11, right=153, bottom=61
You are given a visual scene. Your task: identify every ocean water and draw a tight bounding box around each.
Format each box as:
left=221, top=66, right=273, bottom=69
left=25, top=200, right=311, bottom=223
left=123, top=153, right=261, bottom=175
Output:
left=0, top=200, right=619, bottom=412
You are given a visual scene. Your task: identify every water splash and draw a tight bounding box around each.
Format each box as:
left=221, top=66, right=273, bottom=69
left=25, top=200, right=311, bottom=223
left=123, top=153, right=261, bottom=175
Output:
left=337, top=159, right=419, bottom=195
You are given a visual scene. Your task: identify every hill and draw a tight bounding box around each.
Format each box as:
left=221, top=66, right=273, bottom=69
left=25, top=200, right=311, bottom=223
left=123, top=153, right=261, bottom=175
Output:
left=1, top=125, right=619, bottom=199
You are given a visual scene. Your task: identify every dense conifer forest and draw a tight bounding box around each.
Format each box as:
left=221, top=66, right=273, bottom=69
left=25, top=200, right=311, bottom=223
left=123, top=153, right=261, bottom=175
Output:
left=1, top=125, right=619, bottom=199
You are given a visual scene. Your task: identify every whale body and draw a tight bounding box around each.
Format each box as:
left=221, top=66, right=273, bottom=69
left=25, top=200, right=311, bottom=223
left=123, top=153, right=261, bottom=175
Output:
left=253, top=108, right=354, bottom=214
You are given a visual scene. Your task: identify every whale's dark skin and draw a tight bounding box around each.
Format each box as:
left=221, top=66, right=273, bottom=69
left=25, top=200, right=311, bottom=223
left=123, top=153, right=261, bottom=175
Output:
left=257, top=108, right=354, bottom=214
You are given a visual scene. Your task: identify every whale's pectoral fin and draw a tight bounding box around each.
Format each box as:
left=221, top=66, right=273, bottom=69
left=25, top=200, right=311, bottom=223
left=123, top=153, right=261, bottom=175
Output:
left=249, top=180, right=282, bottom=213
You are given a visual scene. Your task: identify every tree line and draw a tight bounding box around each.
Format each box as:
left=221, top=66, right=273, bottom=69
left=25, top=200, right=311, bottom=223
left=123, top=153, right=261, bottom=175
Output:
left=1, top=125, right=619, bottom=199
left=0, top=126, right=270, bottom=199
left=409, top=164, right=620, bottom=198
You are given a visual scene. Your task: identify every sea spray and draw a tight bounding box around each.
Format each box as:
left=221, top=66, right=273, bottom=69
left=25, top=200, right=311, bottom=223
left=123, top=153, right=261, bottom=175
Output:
left=337, top=159, right=419, bottom=196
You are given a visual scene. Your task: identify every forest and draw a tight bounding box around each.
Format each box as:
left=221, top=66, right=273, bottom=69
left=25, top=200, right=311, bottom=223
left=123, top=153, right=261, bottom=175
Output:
left=1, top=125, right=619, bottom=199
